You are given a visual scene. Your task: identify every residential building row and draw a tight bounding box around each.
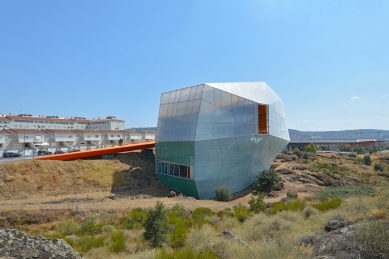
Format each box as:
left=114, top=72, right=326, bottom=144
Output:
left=0, top=128, right=155, bottom=156
left=0, top=113, right=155, bottom=156
left=0, top=113, right=125, bottom=130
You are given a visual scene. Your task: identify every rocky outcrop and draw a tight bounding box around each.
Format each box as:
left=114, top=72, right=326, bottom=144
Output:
left=299, top=220, right=384, bottom=259
left=0, top=229, right=81, bottom=259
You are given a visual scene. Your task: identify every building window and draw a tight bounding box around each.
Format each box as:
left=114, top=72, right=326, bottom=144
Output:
left=258, top=104, right=268, bottom=134
left=14, top=135, right=17, bottom=139
left=14, top=144, right=22, bottom=148
left=95, top=135, right=98, bottom=138
left=157, top=161, right=190, bottom=179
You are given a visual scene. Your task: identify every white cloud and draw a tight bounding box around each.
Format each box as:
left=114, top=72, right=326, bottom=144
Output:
left=381, top=95, right=387, bottom=98
left=350, top=96, right=361, bottom=100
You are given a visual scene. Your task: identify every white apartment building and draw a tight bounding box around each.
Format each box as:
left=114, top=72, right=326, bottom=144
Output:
left=0, top=114, right=125, bottom=130
left=0, top=113, right=156, bottom=156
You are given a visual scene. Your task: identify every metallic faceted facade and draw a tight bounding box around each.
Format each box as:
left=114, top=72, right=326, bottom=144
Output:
left=156, top=82, right=290, bottom=199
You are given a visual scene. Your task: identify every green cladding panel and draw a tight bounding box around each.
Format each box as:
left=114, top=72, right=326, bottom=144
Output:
left=157, top=174, right=199, bottom=199
left=156, top=141, right=195, bottom=166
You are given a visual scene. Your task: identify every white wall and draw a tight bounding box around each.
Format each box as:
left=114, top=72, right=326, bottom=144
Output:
left=54, top=134, right=77, bottom=142
left=17, top=134, right=46, bottom=143
left=83, top=134, right=102, bottom=141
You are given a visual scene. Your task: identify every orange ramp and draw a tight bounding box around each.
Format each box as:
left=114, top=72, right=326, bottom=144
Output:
left=34, top=141, right=155, bottom=161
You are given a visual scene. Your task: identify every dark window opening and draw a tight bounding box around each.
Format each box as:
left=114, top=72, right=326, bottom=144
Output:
left=258, top=104, right=268, bottom=134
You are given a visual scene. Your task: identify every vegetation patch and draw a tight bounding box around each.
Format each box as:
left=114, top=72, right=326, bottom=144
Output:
left=317, top=185, right=375, bottom=198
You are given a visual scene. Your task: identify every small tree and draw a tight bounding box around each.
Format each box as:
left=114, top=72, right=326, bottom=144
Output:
left=255, top=168, right=280, bottom=193
left=214, top=186, right=231, bottom=202
left=305, top=143, right=317, bottom=153
left=364, top=155, right=372, bottom=166
left=118, top=138, right=124, bottom=145
left=248, top=193, right=266, bottom=213
left=293, top=147, right=301, bottom=154
left=143, top=201, right=169, bottom=248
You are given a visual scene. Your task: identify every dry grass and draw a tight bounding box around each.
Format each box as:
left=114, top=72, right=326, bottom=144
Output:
left=0, top=159, right=128, bottom=199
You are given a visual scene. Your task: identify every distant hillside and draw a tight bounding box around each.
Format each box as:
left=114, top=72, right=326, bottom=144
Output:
left=130, top=127, right=389, bottom=141
left=289, top=129, right=389, bottom=140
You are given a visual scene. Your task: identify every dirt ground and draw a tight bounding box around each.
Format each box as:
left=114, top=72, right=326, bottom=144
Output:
left=0, top=150, right=335, bottom=213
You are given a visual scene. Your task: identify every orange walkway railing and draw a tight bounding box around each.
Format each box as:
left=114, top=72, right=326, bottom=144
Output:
left=34, top=141, right=155, bottom=161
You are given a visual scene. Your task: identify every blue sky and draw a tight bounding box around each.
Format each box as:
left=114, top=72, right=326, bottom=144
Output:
left=1, top=1, right=388, bottom=131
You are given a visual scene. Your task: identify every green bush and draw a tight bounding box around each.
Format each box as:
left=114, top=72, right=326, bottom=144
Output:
left=156, top=247, right=218, bottom=259
left=192, top=207, right=213, bottom=225
left=248, top=193, right=266, bottom=213
left=312, top=198, right=342, bottom=212
left=364, top=155, right=371, bottom=166
left=168, top=208, right=192, bottom=248
left=214, top=186, right=231, bottom=202
left=233, top=204, right=251, bottom=222
left=169, top=203, right=187, bottom=218
left=72, top=236, right=106, bottom=253
left=55, top=218, right=80, bottom=236
left=374, top=163, right=384, bottom=172
left=305, top=143, right=317, bottom=153
left=108, top=230, right=126, bottom=253
left=216, top=208, right=234, bottom=218
left=76, top=221, right=103, bottom=236
left=293, top=147, right=300, bottom=154
left=269, top=200, right=305, bottom=215
left=255, top=168, right=280, bottom=192
left=287, top=192, right=298, bottom=199
left=130, top=207, right=148, bottom=224
left=143, top=201, right=169, bottom=248
left=317, top=186, right=375, bottom=198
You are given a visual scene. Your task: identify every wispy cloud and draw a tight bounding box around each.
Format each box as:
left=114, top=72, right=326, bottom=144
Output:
left=350, top=96, right=361, bottom=100
left=381, top=95, right=387, bottom=98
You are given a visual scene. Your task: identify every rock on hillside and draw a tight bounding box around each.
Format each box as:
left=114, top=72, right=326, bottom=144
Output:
left=0, top=229, right=81, bottom=259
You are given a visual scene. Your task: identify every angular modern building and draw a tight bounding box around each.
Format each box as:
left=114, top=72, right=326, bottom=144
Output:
left=155, top=82, right=289, bottom=199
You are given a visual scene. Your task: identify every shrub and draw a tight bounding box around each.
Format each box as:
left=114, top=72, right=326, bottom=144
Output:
left=108, top=230, right=126, bottom=253
left=364, top=155, right=371, bottom=166
left=101, top=225, right=116, bottom=233
left=73, top=236, right=106, bottom=253
left=214, top=186, right=231, bottom=202
left=302, top=206, right=319, bottom=219
left=355, top=219, right=389, bottom=257
left=255, top=168, right=280, bottom=192
left=270, top=200, right=305, bottom=215
left=293, top=147, right=300, bottom=154
left=169, top=203, right=187, bottom=218
left=143, top=201, right=169, bottom=248
left=248, top=193, right=266, bottom=213
left=317, top=186, right=375, bottom=198
left=55, top=218, right=80, bottom=235
left=192, top=207, right=213, bottom=224
left=76, top=221, right=103, bottom=236
left=233, top=204, right=251, bottom=222
left=130, top=207, right=148, bottom=224
left=156, top=247, right=218, bottom=259
left=216, top=208, right=234, bottom=218
left=374, top=163, right=384, bottom=172
left=287, top=192, right=298, bottom=199
left=312, top=198, right=342, bottom=212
